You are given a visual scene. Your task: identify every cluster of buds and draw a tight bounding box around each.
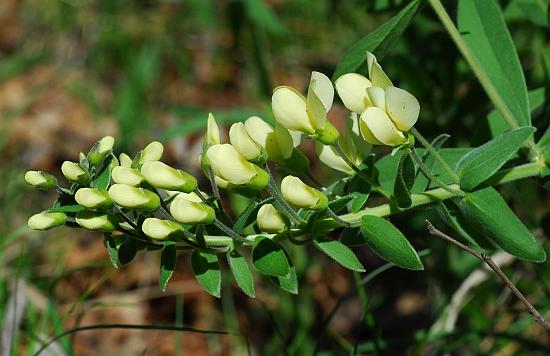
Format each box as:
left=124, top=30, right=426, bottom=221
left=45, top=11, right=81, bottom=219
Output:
left=25, top=51, right=419, bottom=251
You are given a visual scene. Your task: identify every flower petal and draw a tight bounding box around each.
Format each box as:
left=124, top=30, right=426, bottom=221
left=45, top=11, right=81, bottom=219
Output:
left=335, top=73, right=372, bottom=114
left=315, top=142, right=354, bottom=174
left=206, top=144, right=256, bottom=184
left=366, top=51, right=393, bottom=88
left=309, top=71, right=334, bottom=113
left=361, top=107, right=405, bottom=146
left=272, top=86, right=314, bottom=133
left=366, top=87, right=386, bottom=109
left=385, top=86, right=420, bottom=131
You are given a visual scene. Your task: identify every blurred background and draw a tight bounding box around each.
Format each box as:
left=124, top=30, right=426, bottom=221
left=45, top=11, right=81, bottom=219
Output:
left=1, top=0, right=550, bottom=354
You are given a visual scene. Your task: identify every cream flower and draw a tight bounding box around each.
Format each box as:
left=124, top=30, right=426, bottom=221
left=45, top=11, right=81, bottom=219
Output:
left=75, top=211, right=118, bottom=231
left=281, top=175, right=328, bottom=210
left=257, top=204, right=288, bottom=233
left=170, top=194, right=215, bottom=225
left=142, top=218, right=184, bottom=240
left=108, top=184, right=160, bottom=210
left=24, top=171, right=57, bottom=190
left=75, top=188, right=113, bottom=209
left=28, top=211, right=66, bottom=230
left=141, top=161, right=197, bottom=192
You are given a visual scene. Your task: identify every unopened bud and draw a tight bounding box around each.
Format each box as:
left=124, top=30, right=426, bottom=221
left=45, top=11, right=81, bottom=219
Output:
left=142, top=218, right=184, bottom=240
left=138, top=141, right=164, bottom=165
left=75, top=188, right=113, bottom=209
left=170, top=194, right=215, bottom=225
left=75, top=211, right=118, bottom=231
left=88, top=136, right=115, bottom=166
left=229, top=122, right=266, bottom=163
left=24, top=171, right=57, bottom=190
left=112, top=166, right=145, bottom=186
left=257, top=204, right=289, bottom=233
left=281, top=175, right=328, bottom=210
left=108, top=184, right=160, bottom=210
left=119, top=153, right=133, bottom=167
left=141, top=161, right=197, bottom=192
left=61, top=161, right=90, bottom=184
left=28, top=211, right=66, bottom=230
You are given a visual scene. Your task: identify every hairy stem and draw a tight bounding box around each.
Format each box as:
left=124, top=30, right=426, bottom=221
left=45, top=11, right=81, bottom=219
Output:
left=333, top=141, right=391, bottom=198
left=426, top=220, right=550, bottom=331
left=410, top=128, right=459, bottom=183
left=264, top=164, right=307, bottom=225
left=409, top=148, right=465, bottom=196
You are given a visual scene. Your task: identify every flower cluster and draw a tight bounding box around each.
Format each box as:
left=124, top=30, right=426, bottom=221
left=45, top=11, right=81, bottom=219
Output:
left=24, top=52, right=420, bottom=294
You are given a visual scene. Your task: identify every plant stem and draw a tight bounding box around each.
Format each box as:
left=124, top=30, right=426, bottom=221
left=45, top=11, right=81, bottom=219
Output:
left=426, top=220, right=550, bottom=331
left=427, top=0, right=539, bottom=158
left=213, top=218, right=249, bottom=244
left=408, top=148, right=465, bottom=196
left=264, top=164, right=307, bottom=225
left=333, top=141, right=391, bottom=199
left=410, top=128, right=459, bottom=183
left=333, top=161, right=543, bottom=226
left=326, top=207, right=352, bottom=228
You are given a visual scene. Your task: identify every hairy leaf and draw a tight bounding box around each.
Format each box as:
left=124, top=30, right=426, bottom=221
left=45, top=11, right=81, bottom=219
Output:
left=393, top=150, right=416, bottom=208
left=227, top=250, right=256, bottom=298
left=314, top=237, right=365, bottom=272
left=159, top=242, right=177, bottom=291
left=252, top=236, right=290, bottom=277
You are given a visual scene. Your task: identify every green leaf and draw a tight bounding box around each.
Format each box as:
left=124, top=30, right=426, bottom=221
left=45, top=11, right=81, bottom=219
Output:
left=347, top=171, right=372, bottom=212
left=314, top=237, right=365, bottom=272
left=118, top=237, right=137, bottom=266
left=252, top=236, right=290, bottom=277
left=393, top=150, right=416, bottom=208
left=103, top=233, right=119, bottom=268
left=458, top=0, right=530, bottom=128
left=191, top=251, right=221, bottom=297
left=456, top=126, right=535, bottom=191
left=411, top=134, right=450, bottom=193
left=339, top=227, right=364, bottom=246
left=227, top=250, right=255, bottom=298
left=328, top=195, right=355, bottom=213
left=47, top=204, right=85, bottom=214
left=437, top=201, right=494, bottom=250
left=91, top=158, right=114, bottom=190
left=458, top=187, right=546, bottom=262
left=489, top=87, right=545, bottom=137
left=269, top=249, right=298, bottom=294
left=159, top=242, right=177, bottom=291
left=332, top=0, right=422, bottom=79
left=360, top=215, right=423, bottom=270
left=348, top=192, right=369, bottom=213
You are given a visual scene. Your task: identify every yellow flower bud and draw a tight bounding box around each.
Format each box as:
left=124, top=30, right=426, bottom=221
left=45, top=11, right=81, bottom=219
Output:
left=244, top=117, right=294, bottom=163
left=257, top=204, right=288, bottom=233
left=141, top=161, right=197, bottom=192
left=61, top=161, right=90, bottom=184
left=281, top=175, right=328, bottom=210
left=206, top=144, right=268, bottom=189
left=75, top=210, right=118, bottom=231
left=169, top=194, right=215, bottom=225
left=112, top=166, right=145, bottom=186
left=142, top=218, right=184, bottom=240
left=229, top=122, right=266, bottom=163
left=138, top=141, right=164, bottom=165
left=28, top=211, right=66, bottom=230
left=75, top=188, right=113, bottom=209
left=119, top=153, right=133, bottom=167
left=24, top=171, right=57, bottom=190
left=272, top=71, right=339, bottom=144
left=108, top=184, right=160, bottom=210
left=88, top=136, right=115, bottom=165
left=207, top=113, right=221, bottom=145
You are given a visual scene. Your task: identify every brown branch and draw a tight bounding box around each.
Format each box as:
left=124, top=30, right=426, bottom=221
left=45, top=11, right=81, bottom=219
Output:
left=425, top=220, right=550, bottom=331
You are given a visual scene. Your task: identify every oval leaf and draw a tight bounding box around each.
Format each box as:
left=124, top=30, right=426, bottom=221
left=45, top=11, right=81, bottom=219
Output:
left=458, top=187, right=546, bottom=262
left=456, top=126, right=535, bottom=191
left=227, top=250, right=256, bottom=298
left=393, top=150, right=416, bottom=208
left=159, top=242, right=177, bottom=291
left=333, top=0, right=421, bottom=79
left=360, top=215, right=423, bottom=270
left=269, top=249, right=299, bottom=294
left=118, top=237, right=137, bottom=266
left=252, top=236, right=290, bottom=277
left=103, top=233, right=119, bottom=269
left=458, top=0, right=530, bottom=128
left=314, top=237, right=365, bottom=272
left=191, top=251, right=221, bottom=297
